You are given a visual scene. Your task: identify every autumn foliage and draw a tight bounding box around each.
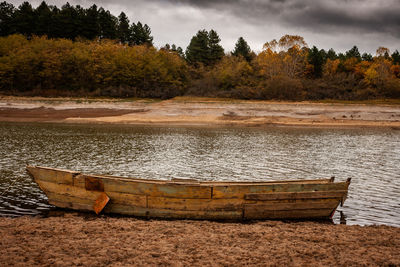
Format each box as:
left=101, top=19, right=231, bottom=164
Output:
left=0, top=33, right=399, bottom=100
left=1, top=1, right=399, bottom=100
left=191, top=34, right=400, bottom=100
left=0, top=35, right=187, bottom=98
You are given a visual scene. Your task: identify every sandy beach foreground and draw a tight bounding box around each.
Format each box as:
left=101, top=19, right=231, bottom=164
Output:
left=0, top=96, right=400, bottom=128
left=1, top=214, right=399, bottom=266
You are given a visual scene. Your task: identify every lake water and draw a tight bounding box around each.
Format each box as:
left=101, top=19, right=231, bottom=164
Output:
left=0, top=122, right=399, bottom=226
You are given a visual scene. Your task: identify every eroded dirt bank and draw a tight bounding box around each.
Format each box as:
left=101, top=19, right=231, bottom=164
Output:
left=1, top=214, right=399, bottom=266
left=1, top=96, right=400, bottom=128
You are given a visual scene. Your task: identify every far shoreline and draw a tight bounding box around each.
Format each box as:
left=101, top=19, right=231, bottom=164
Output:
left=1, top=96, right=399, bottom=129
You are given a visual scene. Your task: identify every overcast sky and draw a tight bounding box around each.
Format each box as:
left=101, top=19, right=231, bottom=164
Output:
left=9, top=0, right=400, bottom=54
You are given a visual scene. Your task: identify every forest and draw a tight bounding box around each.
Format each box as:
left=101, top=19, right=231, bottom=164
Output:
left=0, top=1, right=399, bottom=100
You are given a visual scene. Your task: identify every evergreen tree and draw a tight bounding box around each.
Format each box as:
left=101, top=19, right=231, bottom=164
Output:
left=117, top=12, right=130, bottom=44
left=208, top=29, right=224, bottom=63
left=131, top=22, right=153, bottom=46
left=171, top=44, right=184, bottom=57
left=13, top=1, right=35, bottom=37
left=345, top=45, right=361, bottom=61
left=185, top=29, right=209, bottom=65
left=0, top=1, right=16, bottom=36
left=232, top=37, right=252, bottom=61
left=163, top=43, right=171, bottom=50
left=326, top=48, right=337, bottom=60
left=307, top=46, right=325, bottom=78
left=55, top=3, right=79, bottom=39
left=392, top=50, right=400, bottom=65
left=361, top=52, right=373, bottom=62
left=186, top=29, right=224, bottom=65
left=98, top=8, right=117, bottom=39
left=80, top=4, right=99, bottom=39
left=35, top=1, right=52, bottom=36
left=162, top=43, right=184, bottom=57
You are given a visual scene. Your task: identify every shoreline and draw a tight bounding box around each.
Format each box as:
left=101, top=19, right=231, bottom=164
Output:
left=1, top=96, right=400, bottom=128
left=1, top=213, right=399, bottom=266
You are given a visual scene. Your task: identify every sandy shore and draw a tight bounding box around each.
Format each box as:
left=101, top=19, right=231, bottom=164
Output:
left=1, top=96, right=400, bottom=128
left=1, top=213, right=399, bottom=266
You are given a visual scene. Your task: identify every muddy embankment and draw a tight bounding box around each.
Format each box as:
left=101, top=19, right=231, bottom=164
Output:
left=0, top=96, right=400, bottom=128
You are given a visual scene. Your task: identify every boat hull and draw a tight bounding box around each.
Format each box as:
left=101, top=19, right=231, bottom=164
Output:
left=26, top=166, right=351, bottom=220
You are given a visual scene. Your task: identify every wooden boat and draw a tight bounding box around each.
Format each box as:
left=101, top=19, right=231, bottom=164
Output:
left=26, top=166, right=351, bottom=220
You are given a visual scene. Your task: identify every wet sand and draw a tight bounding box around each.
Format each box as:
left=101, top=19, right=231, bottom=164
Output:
left=1, top=214, right=399, bottom=266
left=1, top=96, right=400, bottom=128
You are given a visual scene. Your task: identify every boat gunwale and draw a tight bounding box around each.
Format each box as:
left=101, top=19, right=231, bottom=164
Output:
left=28, top=166, right=339, bottom=186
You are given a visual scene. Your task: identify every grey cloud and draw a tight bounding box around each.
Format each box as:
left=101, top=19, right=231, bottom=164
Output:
left=8, top=0, right=400, bottom=52
left=282, top=1, right=400, bottom=36
left=153, top=0, right=400, bottom=36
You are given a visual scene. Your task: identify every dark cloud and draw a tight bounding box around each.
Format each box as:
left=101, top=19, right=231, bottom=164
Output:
left=7, top=0, right=400, bottom=52
left=163, top=0, right=400, bottom=37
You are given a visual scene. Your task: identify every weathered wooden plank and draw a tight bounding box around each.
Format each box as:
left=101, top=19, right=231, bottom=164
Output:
left=75, top=174, right=212, bottom=199
left=103, top=204, right=243, bottom=220
left=43, top=183, right=338, bottom=220
left=37, top=180, right=103, bottom=200
left=46, top=192, right=94, bottom=210
left=244, top=199, right=339, bottom=212
left=49, top=199, right=93, bottom=212
left=247, top=197, right=342, bottom=204
left=245, top=190, right=348, bottom=201
left=244, top=208, right=334, bottom=220
left=213, top=182, right=349, bottom=199
left=147, top=196, right=248, bottom=211
left=73, top=174, right=86, bottom=187
left=27, top=166, right=79, bottom=185
left=37, top=180, right=147, bottom=207
left=201, top=178, right=333, bottom=185
left=46, top=191, right=243, bottom=219
left=85, top=176, right=105, bottom=191
left=170, top=178, right=200, bottom=184
left=81, top=174, right=333, bottom=186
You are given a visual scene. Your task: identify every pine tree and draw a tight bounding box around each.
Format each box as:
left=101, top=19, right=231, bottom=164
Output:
left=186, top=29, right=224, bottom=65
left=232, top=37, right=252, bottom=61
left=307, top=46, right=325, bottom=78
left=185, top=29, right=209, bottom=65
left=345, top=46, right=361, bottom=61
left=35, top=1, right=52, bottom=36
left=55, top=3, right=79, bottom=39
left=98, top=8, right=117, bottom=40
left=131, top=22, right=153, bottom=46
left=362, top=52, right=373, bottom=62
left=392, top=50, right=400, bottom=65
left=326, top=48, right=337, bottom=60
left=14, top=1, right=35, bottom=37
left=208, top=29, right=224, bottom=63
left=163, top=43, right=171, bottom=50
left=117, top=12, right=130, bottom=44
left=80, top=4, right=99, bottom=39
left=0, top=1, right=16, bottom=36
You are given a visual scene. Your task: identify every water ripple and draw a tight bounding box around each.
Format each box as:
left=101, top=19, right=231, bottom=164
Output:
left=0, top=122, right=399, bottom=226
